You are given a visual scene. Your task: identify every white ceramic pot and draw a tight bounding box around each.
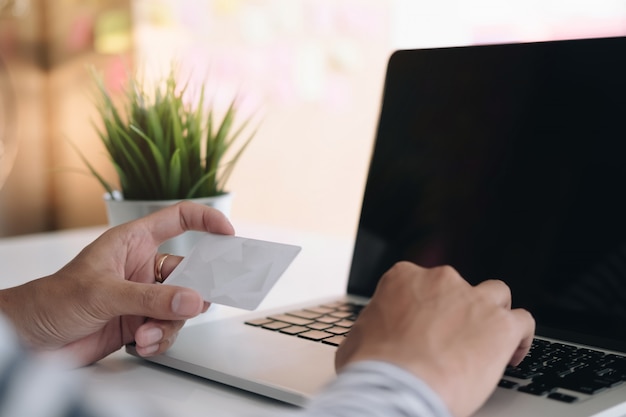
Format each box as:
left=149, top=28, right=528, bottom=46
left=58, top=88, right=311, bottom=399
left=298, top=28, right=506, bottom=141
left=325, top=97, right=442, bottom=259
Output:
left=104, top=193, right=233, bottom=255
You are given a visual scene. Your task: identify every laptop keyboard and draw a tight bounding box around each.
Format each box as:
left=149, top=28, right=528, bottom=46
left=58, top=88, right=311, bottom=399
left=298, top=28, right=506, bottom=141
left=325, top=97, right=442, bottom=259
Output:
left=500, top=338, right=626, bottom=403
left=244, top=301, right=363, bottom=347
left=247, top=306, right=626, bottom=405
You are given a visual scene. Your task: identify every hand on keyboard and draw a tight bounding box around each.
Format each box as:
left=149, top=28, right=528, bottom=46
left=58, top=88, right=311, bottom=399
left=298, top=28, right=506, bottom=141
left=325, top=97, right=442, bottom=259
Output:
left=334, top=262, right=535, bottom=417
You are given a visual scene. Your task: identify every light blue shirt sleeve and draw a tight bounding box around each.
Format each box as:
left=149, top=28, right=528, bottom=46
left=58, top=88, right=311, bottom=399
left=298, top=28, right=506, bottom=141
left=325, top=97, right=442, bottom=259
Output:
left=0, top=312, right=451, bottom=417
left=0, top=315, right=159, bottom=417
left=279, top=360, right=453, bottom=417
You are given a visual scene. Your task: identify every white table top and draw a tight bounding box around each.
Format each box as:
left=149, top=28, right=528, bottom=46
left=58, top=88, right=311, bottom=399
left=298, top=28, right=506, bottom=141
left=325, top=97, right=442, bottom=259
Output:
left=0, top=222, right=354, bottom=416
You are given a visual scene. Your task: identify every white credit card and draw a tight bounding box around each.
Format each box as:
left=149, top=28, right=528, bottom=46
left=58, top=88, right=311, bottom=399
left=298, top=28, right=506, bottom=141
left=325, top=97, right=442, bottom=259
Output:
left=164, top=233, right=301, bottom=310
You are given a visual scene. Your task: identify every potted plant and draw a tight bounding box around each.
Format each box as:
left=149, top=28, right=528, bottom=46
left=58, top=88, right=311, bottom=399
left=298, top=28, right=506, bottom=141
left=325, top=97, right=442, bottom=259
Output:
left=73, top=65, right=257, bottom=254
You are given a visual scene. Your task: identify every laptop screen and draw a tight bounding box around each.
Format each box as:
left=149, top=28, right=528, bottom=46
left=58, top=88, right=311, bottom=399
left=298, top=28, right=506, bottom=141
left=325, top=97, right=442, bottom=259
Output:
left=348, top=36, right=626, bottom=351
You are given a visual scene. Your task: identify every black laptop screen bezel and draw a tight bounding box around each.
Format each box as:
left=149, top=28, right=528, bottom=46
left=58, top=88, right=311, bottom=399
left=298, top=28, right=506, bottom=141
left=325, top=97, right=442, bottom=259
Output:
left=347, top=36, right=626, bottom=352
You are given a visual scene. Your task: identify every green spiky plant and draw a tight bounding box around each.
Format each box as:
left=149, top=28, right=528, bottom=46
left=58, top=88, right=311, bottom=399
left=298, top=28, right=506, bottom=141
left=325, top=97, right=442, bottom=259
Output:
left=74, top=66, right=257, bottom=201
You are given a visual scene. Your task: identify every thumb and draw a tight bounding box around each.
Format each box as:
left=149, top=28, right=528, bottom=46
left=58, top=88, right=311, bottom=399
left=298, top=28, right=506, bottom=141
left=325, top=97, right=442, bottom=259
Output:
left=108, top=281, right=205, bottom=319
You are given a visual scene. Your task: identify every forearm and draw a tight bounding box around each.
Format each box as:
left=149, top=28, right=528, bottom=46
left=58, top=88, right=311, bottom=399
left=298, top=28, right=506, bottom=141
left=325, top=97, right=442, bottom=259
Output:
left=0, top=284, right=28, bottom=339
left=290, top=361, right=453, bottom=417
left=0, top=278, right=57, bottom=349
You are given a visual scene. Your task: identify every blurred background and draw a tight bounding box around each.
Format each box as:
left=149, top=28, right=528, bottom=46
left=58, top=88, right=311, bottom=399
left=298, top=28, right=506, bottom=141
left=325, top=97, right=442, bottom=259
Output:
left=0, top=0, right=625, bottom=240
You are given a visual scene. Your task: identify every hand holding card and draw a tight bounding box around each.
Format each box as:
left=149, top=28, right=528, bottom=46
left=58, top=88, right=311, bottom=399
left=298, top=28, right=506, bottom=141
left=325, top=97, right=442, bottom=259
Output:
left=163, top=234, right=301, bottom=310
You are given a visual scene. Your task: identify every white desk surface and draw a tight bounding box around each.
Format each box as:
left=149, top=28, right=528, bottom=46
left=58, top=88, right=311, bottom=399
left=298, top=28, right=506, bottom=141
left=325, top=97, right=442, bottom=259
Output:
left=0, top=221, right=354, bottom=416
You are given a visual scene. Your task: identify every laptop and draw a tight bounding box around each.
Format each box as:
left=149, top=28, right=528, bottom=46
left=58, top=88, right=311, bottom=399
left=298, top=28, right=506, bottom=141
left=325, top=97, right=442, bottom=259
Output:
left=128, top=36, right=626, bottom=416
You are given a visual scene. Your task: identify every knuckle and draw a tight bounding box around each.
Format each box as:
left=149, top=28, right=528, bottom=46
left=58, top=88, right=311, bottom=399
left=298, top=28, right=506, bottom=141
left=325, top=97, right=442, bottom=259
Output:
left=382, top=262, right=402, bottom=278
left=436, top=264, right=459, bottom=276
left=496, top=280, right=512, bottom=297
left=484, top=278, right=510, bottom=291
left=379, top=261, right=414, bottom=286
left=515, top=308, right=535, bottom=325
left=432, top=264, right=462, bottom=283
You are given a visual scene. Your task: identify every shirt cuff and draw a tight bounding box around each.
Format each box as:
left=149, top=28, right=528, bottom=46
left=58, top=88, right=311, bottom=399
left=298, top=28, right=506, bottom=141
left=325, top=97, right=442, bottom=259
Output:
left=303, top=360, right=453, bottom=417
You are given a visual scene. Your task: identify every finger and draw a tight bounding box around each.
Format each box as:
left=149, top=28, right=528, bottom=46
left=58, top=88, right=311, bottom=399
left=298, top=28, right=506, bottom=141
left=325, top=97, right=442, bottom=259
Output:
left=108, top=280, right=205, bottom=320
left=135, top=332, right=180, bottom=357
left=474, top=279, right=512, bottom=309
left=508, top=308, right=536, bottom=366
left=155, top=253, right=183, bottom=283
left=135, top=319, right=185, bottom=353
left=144, top=201, right=235, bottom=245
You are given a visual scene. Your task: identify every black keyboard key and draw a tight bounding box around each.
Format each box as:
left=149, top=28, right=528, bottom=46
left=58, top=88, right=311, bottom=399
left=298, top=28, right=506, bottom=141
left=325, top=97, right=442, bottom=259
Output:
left=280, top=325, right=309, bottom=335
left=245, top=318, right=273, bottom=326
left=547, top=392, right=578, bottom=403
left=262, top=321, right=291, bottom=330
left=552, top=343, right=577, bottom=351
left=578, top=348, right=605, bottom=357
left=504, top=366, right=542, bottom=380
left=605, top=357, right=626, bottom=373
left=596, top=367, right=622, bottom=380
left=305, top=306, right=335, bottom=315
left=268, top=314, right=314, bottom=326
left=307, top=322, right=333, bottom=331
left=316, top=316, right=341, bottom=324
left=326, top=326, right=350, bottom=335
left=298, top=330, right=334, bottom=341
left=498, top=379, right=519, bottom=389
left=535, top=369, right=613, bottom=394
left=287, top=310, right=323, bottom=320
left=518, top=382, right=556, bottom=396
left=568, top=362, right=590, bottom=373
left=322, top=336, right=346, bottom=346
left=244, top=302, right=366, bottom=346
left=556, top=375, right=611, bottom=395
left=509, top=339, right=626, bottom=400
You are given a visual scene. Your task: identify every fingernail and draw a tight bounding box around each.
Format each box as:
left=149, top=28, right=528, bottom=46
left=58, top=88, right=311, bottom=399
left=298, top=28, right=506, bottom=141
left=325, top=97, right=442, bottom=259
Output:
left=139, top=344, right=159, bottom=355
left=172, top=291, right=201, bottom=316
left=142, top=327, right=163, bottom=346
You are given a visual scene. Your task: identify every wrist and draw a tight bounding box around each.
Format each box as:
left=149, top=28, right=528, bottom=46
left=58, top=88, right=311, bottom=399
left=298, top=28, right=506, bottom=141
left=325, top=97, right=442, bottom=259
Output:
left=0, top=280, right=47, bottom=349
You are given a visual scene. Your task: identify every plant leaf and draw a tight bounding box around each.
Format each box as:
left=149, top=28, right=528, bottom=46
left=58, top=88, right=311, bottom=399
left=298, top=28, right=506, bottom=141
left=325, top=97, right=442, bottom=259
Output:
left=79, top=63, right=259, bottom=200
left=129, top=124, right=168, bottom=193
left=187, top=169, right=218, bottom=198
left=167, top=148, right=182, bottom=198
left=111, top=124, right=159, bottom=198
